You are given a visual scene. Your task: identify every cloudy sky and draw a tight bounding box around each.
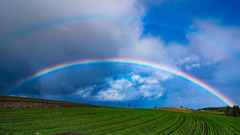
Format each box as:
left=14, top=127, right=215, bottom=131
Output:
left=0, top=0, right=239, bottom=109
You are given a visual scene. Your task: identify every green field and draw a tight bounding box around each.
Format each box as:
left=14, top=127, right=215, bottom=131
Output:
left=1, top=107, right=240, bottom=135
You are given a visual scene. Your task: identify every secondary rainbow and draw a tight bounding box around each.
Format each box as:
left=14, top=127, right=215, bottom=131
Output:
left=0, top=16, right=140, bottom=47
left=8, top=58, right=235, bottom=106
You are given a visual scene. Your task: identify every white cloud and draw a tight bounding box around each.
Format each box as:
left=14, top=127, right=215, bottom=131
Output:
left=131, top=74, right=144, bottom=83
left=95, top=72, right=169, bottom=101
left=185, top=63, right=200, bottom=71
left=177, top=55, right=200, bottom=65
left=153, top=71, right=173, bottom=82
left=131, top=74, right=140, bottom=80
left=118, top=18, right=240, bottom=74
left=139, top=83, right=163, bottom=100
left=73, top=86, right=95, bottom=98
left=172, top=20, right=240, bottom=72
left=119, top=37, right=171, bottom=64
left=108, top=78, right=132, bottom=89
left=145, top=78, right=158, bottom=84
left=95, top=89, right=125, bottom=101
left=95, top=78, right=137, bottom=101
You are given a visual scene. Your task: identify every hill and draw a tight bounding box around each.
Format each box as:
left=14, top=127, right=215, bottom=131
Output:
left=0, top=95, right=102, bottom=109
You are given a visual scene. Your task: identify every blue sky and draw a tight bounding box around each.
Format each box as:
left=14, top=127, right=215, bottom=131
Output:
left=142, top=0, right=240, bottom=43
left=0, top=0, right=239, bottom=109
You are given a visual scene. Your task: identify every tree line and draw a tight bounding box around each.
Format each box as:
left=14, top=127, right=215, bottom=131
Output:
left=224, top=105, right=240, bottom=117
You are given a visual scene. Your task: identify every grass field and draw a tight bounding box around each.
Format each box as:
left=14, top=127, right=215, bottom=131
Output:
left=1, top=107, right=240, bottom=135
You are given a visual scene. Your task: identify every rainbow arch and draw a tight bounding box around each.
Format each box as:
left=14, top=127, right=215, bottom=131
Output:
left=7, top=58, right=235, bottom=106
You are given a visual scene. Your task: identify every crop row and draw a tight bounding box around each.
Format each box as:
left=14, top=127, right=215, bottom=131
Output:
left=1, top=107, right=240, bottom=134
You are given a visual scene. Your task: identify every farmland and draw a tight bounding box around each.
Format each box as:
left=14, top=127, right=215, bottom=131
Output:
left=0, top=95, right=240, bottom=134
left=1, top=106, right=240, bottom=135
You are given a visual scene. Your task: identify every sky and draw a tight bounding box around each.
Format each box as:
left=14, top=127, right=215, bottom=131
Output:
left=0, top=0, right=240, bottom=109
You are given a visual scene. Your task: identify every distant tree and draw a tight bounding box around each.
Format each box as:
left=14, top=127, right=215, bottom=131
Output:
left=233, top=105, right=237, bottom=117
left=186, top=107, right=188, bottom=109
left=180, top=106, right=183, bottom=108
left=128, top=104, right=130, bottom=108
left=224, top=106, right=231, bottom=116
left=233, top=105, right=239, bottom=117
left=154, top=106, right=157, bottom=109
left=236, top=105, right=240, bottom=114
left=198, top=109, right=201, bottom=111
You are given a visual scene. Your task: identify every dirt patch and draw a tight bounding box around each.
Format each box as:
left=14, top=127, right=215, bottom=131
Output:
left=0, top=95, right=103, bottom=109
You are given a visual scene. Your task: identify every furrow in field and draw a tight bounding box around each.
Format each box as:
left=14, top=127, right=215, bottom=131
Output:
left=2, top=110, right=142, bottom=132
left=2, top=112, right=122, bottom=131
left=104, top=113, right=169, bottom=135
left=0, top=108, right=129, bottom=123
left=217, top=119, right=240, bottom=134
left=186, top=115, right=199, bottom=134
left=1, top=107, right=240, bottom=135
left=193, top=115, right=203, bottom=135
left=176, top=114, right=193, bottom=134
left=155, top=113, right=183, bottom=134
left=126, top=113, right=178, bottom=134
left=165, top=114, right=187, bottom=134
left=39, top=112, right=154, bottom=134
left=85, top=112, right=163, bottom=134
left=186, top=115, right=197, bottom=134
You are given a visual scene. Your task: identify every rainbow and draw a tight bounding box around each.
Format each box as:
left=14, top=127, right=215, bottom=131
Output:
left=7, top=58, right=235, bottom=106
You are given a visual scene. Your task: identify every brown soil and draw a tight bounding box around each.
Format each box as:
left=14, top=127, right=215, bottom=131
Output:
left=0, top=95, right=102, bottom=109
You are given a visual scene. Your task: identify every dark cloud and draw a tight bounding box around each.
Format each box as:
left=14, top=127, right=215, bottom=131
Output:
left=0, top=0, right=142, bottom=94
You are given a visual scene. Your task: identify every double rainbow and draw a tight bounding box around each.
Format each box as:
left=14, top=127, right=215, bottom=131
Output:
left=8, top=58, right=235, bottom=106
